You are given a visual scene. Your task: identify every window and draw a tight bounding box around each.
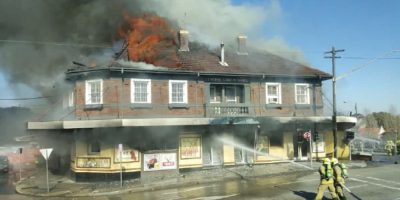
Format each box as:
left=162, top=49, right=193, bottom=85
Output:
left=85, top=79, right=103, bottom=105
left=210, top=85, right=222, bottom=103
left=88, top=141, right=100, bottom=155
left=209, top=84, right=244, bottom=103
left=295, top=83, right=310, bottom=104
left=255, top=135, right=270, bottom=161
left=268, top=131, right=283, bottom=146
left=312, top=132, right=325, bottom=153
left=266, top=83, right=281, bottom=104
left=225, top=86, right=237, bottom=103
left=169, top=80, right=188, bottom=104
left=131, top=79, right=151, bottom=103
left=68, top=91, right=74, bottom=107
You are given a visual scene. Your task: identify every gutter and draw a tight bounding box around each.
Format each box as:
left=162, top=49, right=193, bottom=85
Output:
left=65, top=67, right=332, bottom=81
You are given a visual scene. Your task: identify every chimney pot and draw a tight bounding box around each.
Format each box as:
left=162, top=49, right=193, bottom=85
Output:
left=178, top=30, right=189, bottom=51
left=219, top=42, right=228, bottom=66
left=237, top=35, right=248, bottom=55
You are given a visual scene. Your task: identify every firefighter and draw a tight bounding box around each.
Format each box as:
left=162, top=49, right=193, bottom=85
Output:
left=332, top=158, right=347, bottom=200
left=385, top=140, right=395, bottom=156
left=315, top=158, right=339, bottom=200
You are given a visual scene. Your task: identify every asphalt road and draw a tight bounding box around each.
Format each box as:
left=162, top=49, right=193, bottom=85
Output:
left=1, top=164, right=400, bottom=200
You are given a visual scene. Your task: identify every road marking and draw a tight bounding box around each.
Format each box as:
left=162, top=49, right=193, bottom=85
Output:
left=366, top=177, right=400, bottom=186
left=347, top=184, right=368, bottom=189
left=162, top=185, right=216, bottom=195
left=350, top=178, right=400, bottom=191
left=162, top=190, right=180, bottom=195
left=275, top=178, right=320, bottom=186
left=190, top=194, right=239, bottom=200
left=183, top=185, right=216, bottom=193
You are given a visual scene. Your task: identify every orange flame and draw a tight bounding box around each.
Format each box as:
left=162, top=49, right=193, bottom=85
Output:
left=119, top=14, right=179, bottom=67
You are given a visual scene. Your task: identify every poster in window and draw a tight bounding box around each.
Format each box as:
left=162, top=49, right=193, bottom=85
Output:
left=143, top=153, right=177, bottom=171
left=255, top=136, right=269, bottom=160
left=76, top=157, right=111, bottom=168
left=313, top=142, right=325, bottom=153
left=114, top=145, right=140, bottom=163
left=180, top=136, right=201, bottom=159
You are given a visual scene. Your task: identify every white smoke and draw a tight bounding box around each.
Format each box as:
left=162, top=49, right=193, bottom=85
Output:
left=141, top=0, right=305, bottom=62
left=0, top=0, right=306, bottom=100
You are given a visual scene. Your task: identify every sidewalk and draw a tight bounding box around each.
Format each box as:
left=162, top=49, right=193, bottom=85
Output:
left=15, top=160, right=368, bottom=197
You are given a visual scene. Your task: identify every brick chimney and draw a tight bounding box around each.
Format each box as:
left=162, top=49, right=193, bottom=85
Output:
left=178, top=30, right=189, bottom=51
left=237, top=35, right=248, bottom=55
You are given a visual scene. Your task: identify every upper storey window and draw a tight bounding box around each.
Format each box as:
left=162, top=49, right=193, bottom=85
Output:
left=295, top=83, right=310, bottom=104
left=265, top=83, right=281, bottom=104
left=169, top=80, right=188, bottom=104
left=131, top=79, right=151, bottom=103
left=85, top=79, right=103, bottom=105
left=225, top=86, right=237, bottom=103
left=209, top=84, right=244, bottom=103
left=210, top=85, right=222, bottom=103
left=68, top=91, right=74, bottom=107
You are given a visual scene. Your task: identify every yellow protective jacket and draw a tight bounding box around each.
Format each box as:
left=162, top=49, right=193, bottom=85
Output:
left=319, top=164, right=334, bottom=184
left=333, top=164, right=345, bottom=184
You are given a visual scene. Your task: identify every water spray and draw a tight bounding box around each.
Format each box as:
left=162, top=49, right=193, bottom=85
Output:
left=217, top=137, right=313, bottom=170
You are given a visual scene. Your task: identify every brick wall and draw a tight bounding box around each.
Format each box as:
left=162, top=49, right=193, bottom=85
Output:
left=72, top=78, right=324, bottom=119
left=250, top=82, right=324, bottom=117
left=74, top=79, right=205, bottom=119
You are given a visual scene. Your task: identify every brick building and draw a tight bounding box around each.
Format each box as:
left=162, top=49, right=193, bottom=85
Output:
left=27, top=30, right=356, bottom=178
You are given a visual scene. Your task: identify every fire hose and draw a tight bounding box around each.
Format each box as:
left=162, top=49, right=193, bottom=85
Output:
left=339, top=182, right=362, bottom=200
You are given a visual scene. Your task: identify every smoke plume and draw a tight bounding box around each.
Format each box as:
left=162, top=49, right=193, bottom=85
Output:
left=0, top=0, right=304, bottom=100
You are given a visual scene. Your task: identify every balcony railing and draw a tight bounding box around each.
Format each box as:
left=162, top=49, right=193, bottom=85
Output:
left=206, top=103, right=252, bottom=117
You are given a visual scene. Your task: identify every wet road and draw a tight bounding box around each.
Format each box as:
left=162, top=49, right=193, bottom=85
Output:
left=1, top=164, right=400, bottom=200
left=0, top=172, right=29, bottom=200
left=109, top=164, right=400, bottom=200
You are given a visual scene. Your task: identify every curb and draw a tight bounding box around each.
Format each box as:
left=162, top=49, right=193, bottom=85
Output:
left=14, top=161, right=365, bottom=197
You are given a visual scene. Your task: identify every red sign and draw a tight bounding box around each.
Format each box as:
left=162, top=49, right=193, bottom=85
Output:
left=303, top=131, right=311, bottom=141
left=162, top=162, right=175, bottom=167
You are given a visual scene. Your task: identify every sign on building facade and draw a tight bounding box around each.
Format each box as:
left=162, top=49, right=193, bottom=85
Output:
left=114, top=145, right=140, bottom=163
left=76, top=157, right=111, bottom=168
left=180, top=136, right=202, bottom=159
left=143, top=153, right=177, bottom=171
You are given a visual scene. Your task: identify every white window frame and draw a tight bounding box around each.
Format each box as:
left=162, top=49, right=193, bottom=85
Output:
left=68, top=91, right=74, bottom=107
left=210, top=85, right=221, bottom=103
left=85, top=79, right=103, bottom=105
left=225, top=86, right=237, bottom=103
left=295, top=83, right=310, bottom=104
left=169, top=80, right=188, bottom=104
left=131, top=78, right=151, bottom=103
left=265, top=82, right=282, bottom=104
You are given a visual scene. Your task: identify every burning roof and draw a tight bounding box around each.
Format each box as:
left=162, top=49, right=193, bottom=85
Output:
left=68, top=13, right=331, bottom=79
left=118, top=14, right=179, bottom=67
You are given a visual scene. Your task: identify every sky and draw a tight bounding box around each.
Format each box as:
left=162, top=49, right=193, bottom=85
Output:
left=1, top=0, right=400, bottom=115
left=231, top=0, right=400, bottom=115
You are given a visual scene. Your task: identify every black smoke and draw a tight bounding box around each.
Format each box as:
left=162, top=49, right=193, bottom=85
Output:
left=0, top=0, right=147, bottom=98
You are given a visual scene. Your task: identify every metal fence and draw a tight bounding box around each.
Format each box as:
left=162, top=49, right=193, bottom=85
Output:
left=351, top=136, right=386, bottom=154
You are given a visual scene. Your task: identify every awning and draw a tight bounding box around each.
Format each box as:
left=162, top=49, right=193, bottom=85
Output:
left=27, top=116, right=356, bottom=130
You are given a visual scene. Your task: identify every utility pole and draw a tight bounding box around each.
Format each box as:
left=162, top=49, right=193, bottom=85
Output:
left=325, top=47, right=345, bottom=158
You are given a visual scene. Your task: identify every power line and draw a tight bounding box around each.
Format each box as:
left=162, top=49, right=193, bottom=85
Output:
left=342, top=56, right=400, bottom=60
left=336, top=50, right=400, bottom=81
left=0, top=96, right=51, bottom=101
left=0, top=39, right=113, bottom=49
